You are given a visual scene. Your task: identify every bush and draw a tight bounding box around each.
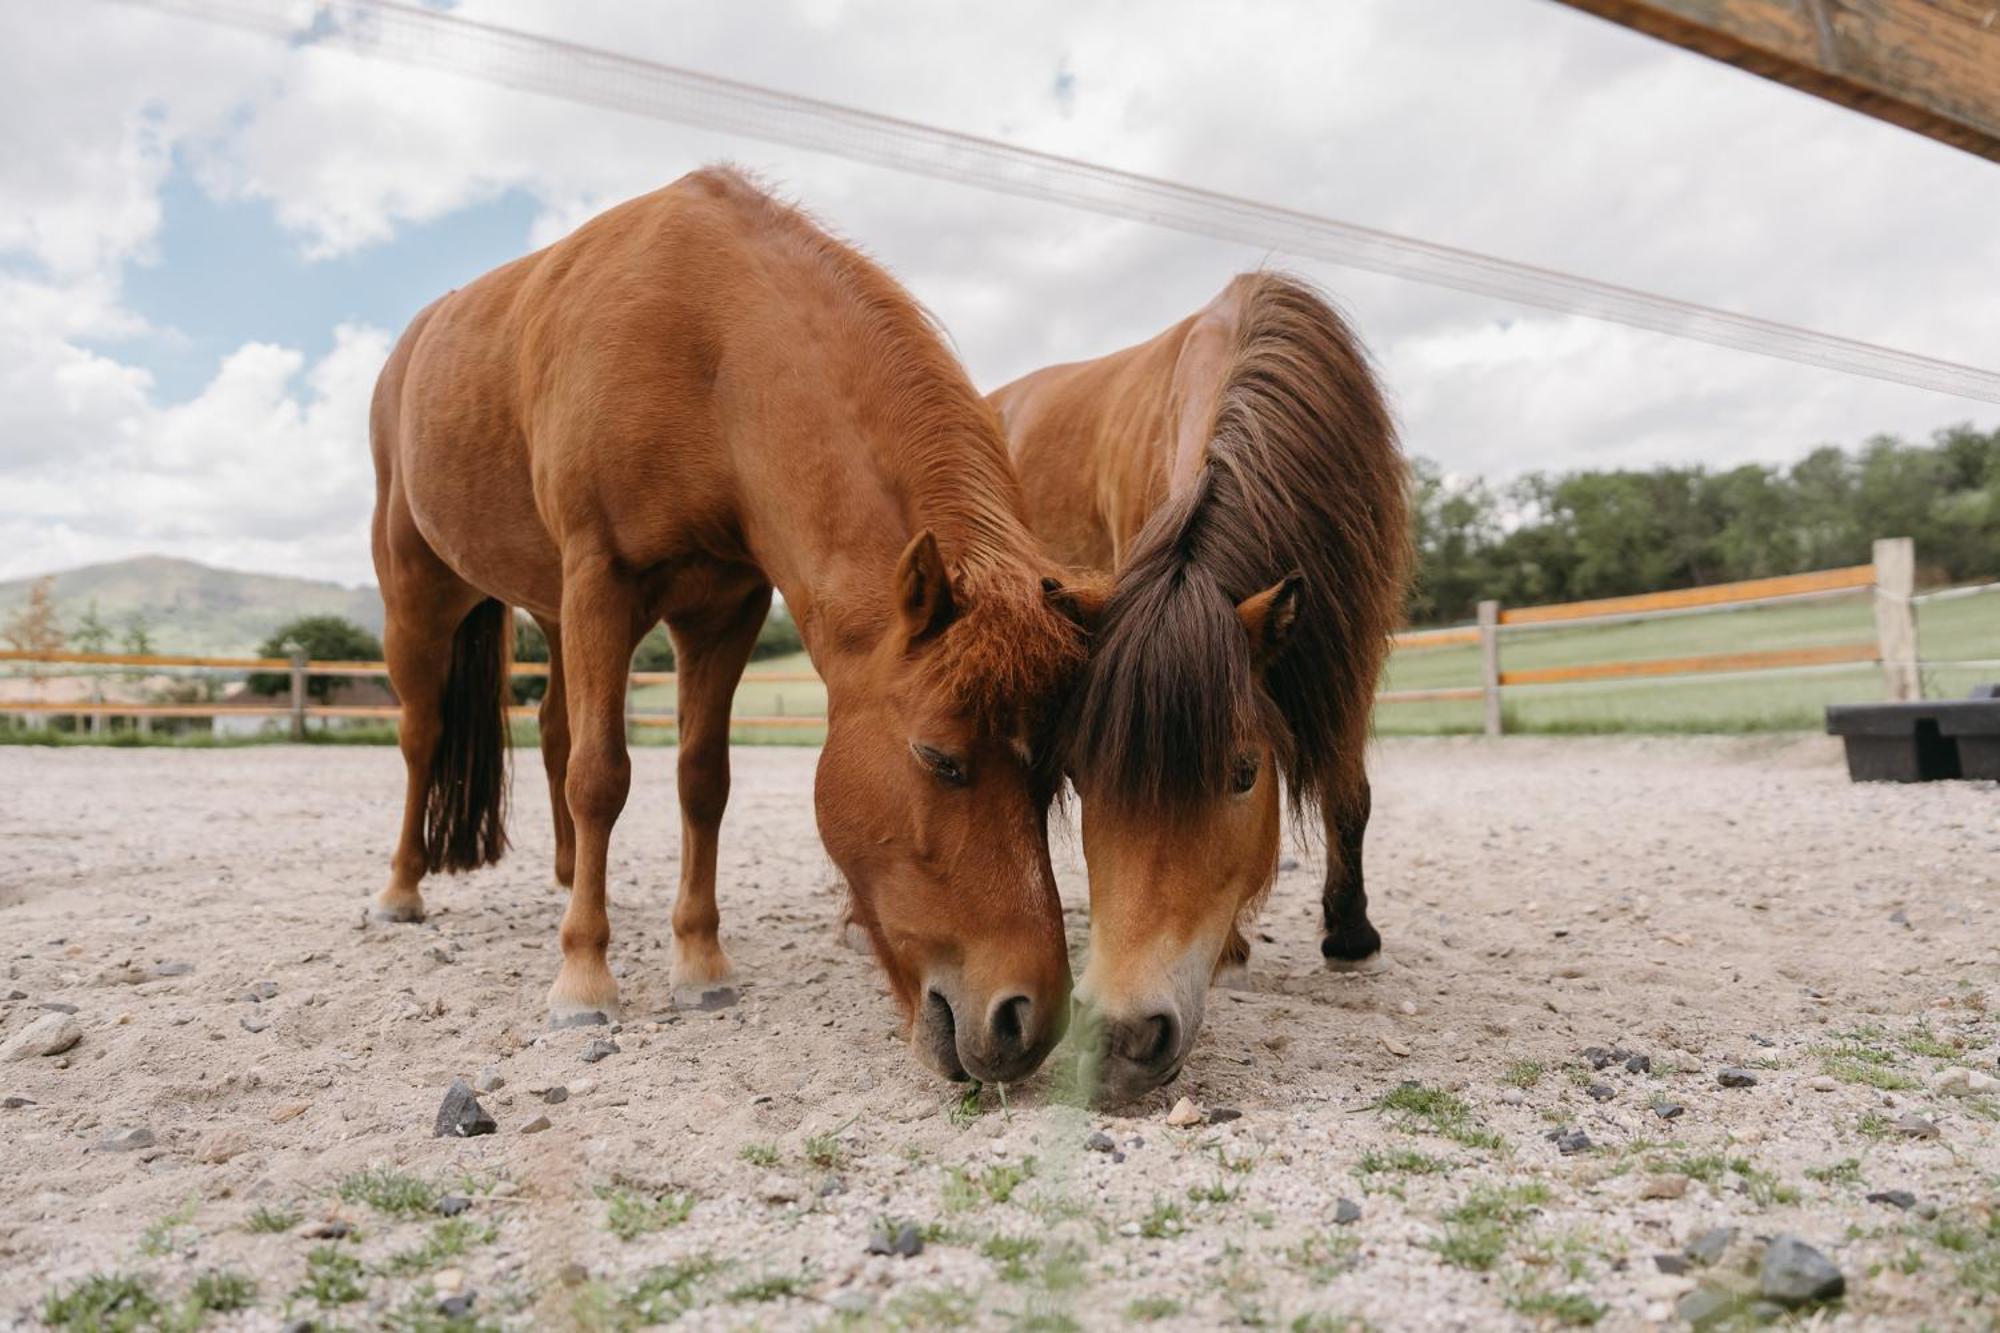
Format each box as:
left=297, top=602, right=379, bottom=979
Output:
left=246, top=616, right=383, bottom=703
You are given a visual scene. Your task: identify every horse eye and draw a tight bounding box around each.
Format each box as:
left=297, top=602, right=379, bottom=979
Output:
left=1229, top=754, right=1260, bottom=795
left=911, top=743, right=969, bottom=788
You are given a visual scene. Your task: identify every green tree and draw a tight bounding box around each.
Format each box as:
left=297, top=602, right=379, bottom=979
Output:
left=247, top=615, right=383, bottom=704
left=72, top=600, right=112, bottom=654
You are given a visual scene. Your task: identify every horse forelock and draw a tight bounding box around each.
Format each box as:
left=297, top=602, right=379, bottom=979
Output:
left=1069, top=272, right=1411, bottom=814
left=916, top=566, right=1088, bottom=757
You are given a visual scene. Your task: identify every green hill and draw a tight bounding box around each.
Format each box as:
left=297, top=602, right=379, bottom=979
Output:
left=0, top=556, right=384, bottom=658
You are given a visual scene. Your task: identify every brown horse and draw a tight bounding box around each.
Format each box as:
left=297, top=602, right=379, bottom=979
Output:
left=990, top=272, right=1409, bottom=1102
left=370, top=168, right=1088, bottom=1083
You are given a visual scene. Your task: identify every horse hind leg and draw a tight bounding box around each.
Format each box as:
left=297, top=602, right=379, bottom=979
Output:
left=375, top=564, right=490, bottom=924
left=1320, top=777, right=1383, bottom=971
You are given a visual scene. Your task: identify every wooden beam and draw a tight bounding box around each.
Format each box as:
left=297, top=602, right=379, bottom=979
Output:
left=1500, top=639, right=1877, bottom=685
left=1550, top=0, right=2000, bottom=165
left=1498, top=563, right=1875, bottom=625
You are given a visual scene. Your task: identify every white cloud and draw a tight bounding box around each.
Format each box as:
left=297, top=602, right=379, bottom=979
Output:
left=1, top=0, right=1995, bottom=588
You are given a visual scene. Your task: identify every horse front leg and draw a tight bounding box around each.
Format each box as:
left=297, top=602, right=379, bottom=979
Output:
left=546, top=560, right=645, bottom=1028
left=665, top=584, right=771, bottom=1005
left=1319, top=776, right=1382, bottom=970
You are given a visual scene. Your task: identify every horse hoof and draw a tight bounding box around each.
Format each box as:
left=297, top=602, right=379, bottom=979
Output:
left=369, top=900, right=426, bottom=925
left=670, top=983, right=741, bottom=1012
left=548, top=1005, right=613, bottom=1030
left=1321, top=949, right=1384, bottom=974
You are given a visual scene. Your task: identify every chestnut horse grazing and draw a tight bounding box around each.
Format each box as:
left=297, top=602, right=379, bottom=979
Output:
left=991, top=273, right=1409, bottom=1102
left=370, top=168, right=1086, bottom=1083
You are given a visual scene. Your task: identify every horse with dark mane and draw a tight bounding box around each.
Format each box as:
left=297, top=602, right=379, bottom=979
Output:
left=370, top=167, right=1088, bottom=1083
left=991, top=272, right=1409, bottom=1102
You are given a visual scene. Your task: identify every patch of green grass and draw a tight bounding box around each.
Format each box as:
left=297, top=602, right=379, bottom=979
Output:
left=1740, top=1164, right=1801, bottom=1207
left=1375, top=1083, right=1503, bottom=1150
left=1815, top=1031, right=1924, bottom=1091
left=244, top=1204, right=301, bottom=1234
left=597, top=1186, right=695, bottom=1241
left=946, top=1082, right=989, bottom=1128
left=1290, top=1316, right=1371, bottom=1333
left=1430, top=1182, right=1550, bottom=1272
left=186, top=1269, right=256, bottom=1313
left=1356, top=1147, right=1449, bottom=1177
left=1008, top=1310, right=1081, bottom=1333
left=618, top=1255, right=723, bottom=1324
left=1509, top=1287, right=1605, bottom=1326
left=295, top=1244, right=368, bottom=1307
left=338, top=1166, right=437, bottom=1218
left=1806, top=1158, right=1864, bottom=1186
left=1901, top=1024, right=1960, bottom=1060
left=137, top=1197, right=200, bottom=1258
left=1857, top=1111, right=1894, bottom=1141
left=738, top=1142, right=780, bottom=1168
left=377, top=1219, right=497, bottom=1277
left=381, top=1285, right=504, bottom=1333
left=942, top=1159, right=1036, bottom=1211
left=882, top=1285, right=978, bottom=1329
left=1501, top=1060, right=1545, bottom=1089
left=1929, top=1213, right=2000, bottom=1297
left=1125, top=1296, right=1182, bottom=1322
left=1286, top=1232, right=1360, bottom=1282
left=1138, top=1197, right=1186, bottom=1239
left=1647, top=1151, right=1732, bottom=1184
left=804, top=1124, right=852, bottom=1170
left=982, top=1234, right=1041, bottom=1282
left=726, top=1270, right=810, bottom=1303
left=1187, top=1177, right=1240, bottom=1205
left=41, top=1273, right=162, bottom=1332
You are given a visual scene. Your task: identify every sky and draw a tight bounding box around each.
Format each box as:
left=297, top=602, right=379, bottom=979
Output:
left=3, top=0, right=1997, bottom=587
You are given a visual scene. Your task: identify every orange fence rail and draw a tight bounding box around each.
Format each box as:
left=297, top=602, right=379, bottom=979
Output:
left=1, top=540, right=1918, bottom=739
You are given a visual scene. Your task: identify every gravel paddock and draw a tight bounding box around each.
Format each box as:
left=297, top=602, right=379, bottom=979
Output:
left=1, top=737, right=1996, bottom=1330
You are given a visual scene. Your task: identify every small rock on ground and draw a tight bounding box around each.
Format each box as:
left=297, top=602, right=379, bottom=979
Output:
left=1085, top=1131, right=1116, bottom=1153
left=1333, top=1197, right=1362, bottom=1225
left=867, top=1222, right=923, bottom=1257
left=1866, top=1189, right=1916, bottom=1210
left=1166, top=1097, right=1202, bottom=1127
left=100, top=1126, right=154, bottom=1152
left=520, top=1114, right=551, bottom=1134
left=436, top=1195, right=472, bottom=1217
left=1717, top=1068, right=1759, bottom=1087
left=1893, top=1112, right=1939, bottom=1139
left=1, top=1013, right=82, bottom=1061
left=1760, top=1234, right=1845, bottom=1306
left=434, top=1079, right=497, bottom=1138
left=1685, top=1227, right=1737, bottom=1266
left=580, top=1038, right=620, bottom=1064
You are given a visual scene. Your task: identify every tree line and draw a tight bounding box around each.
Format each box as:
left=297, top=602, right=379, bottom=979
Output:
left=1408, top=424, right=2000, bottom=626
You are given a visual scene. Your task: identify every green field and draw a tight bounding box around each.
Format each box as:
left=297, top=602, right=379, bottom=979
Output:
left=1379, top=587, right=2000, bottom=735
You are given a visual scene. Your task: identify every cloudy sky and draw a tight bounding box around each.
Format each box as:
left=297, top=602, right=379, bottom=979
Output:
left=4, top=0, right=1997, bottom=587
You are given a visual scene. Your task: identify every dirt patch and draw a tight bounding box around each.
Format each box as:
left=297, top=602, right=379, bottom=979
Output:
left=1, top=737, right=1996, bottom=1329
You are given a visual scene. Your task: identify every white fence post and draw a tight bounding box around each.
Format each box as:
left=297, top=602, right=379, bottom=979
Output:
left=1872, top=537, right=1919, bottom=702
left=288, top=646, right=309, bottom=740
left=1478, top=599, right=1503, bottom=737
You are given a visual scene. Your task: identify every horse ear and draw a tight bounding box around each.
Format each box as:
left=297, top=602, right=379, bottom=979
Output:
left=896, top=529, right=956, bottom=642
left=1040, top=574, right=1110, bottom=634
left=1235, top=574, right=1303, bottom=666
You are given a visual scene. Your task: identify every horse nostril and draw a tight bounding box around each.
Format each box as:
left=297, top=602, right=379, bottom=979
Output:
left=1111, top=1011, right=1179, bottom=1068
left=989, top=994, right=1033, bottom=1052
left=925, top=988, right=957, bottom=1040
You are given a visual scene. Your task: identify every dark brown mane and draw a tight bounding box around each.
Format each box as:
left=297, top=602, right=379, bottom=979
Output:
left=708, top=168, right=1086, bottom=730
left=1067, top=273, right=1411, bottom=813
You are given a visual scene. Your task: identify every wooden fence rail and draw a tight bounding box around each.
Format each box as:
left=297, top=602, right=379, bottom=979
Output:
left=0, top=537, right=1927, bottom=739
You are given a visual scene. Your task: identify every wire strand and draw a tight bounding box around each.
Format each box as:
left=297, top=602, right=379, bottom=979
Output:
left=108, top=0, right=2000, bottom=405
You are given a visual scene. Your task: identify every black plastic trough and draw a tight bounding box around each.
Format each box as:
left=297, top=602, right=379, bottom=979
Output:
left=1826, top=686, right=2000, bottom=782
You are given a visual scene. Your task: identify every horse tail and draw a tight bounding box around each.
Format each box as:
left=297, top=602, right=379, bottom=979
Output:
left=425, top=597, right=512, bottom=874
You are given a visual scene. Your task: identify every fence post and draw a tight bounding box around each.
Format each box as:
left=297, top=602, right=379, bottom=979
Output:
left=1872, top=536, right=1919, bottom=702
left=1478, top=599, right=1503, bottom=737
left=288, top=646, right=308, bottom=741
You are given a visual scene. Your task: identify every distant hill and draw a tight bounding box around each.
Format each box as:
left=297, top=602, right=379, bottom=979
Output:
left=0, top=556, right=383, bottom=657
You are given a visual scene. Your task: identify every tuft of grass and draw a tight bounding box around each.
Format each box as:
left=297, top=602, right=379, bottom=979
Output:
left=804, top=1124, right=852, bottom=1171
left=618, top=1255, right=723, bottom=1324
left=942, top=1159, right=1036, bottom=1212
left=1376, top=1083, right=1503, bottom=1150
left=1857, top=1111, right=1894, bottom=1141
left=378, top=1219, right=498, bottom=1277
left=1356, top=1147, right=1448, bottom=1177
left=738, top=1142, right=780, bottom=1168
left=597, top=1186, right=695, bottom=1241
left=1138, top=1198, right=1185, bottom=1239
left=339, top=1166, right=438, bottom=1218
left=1814, top=1031, right=1924, bottom=1091
left=1286, top=1232, right=1360, bottom=1283
left=1901, top=1024, right=1960, bottom=1060
left=1430, top=1183, right=1550, bottom=1271
left=1805, top=1158, right=1863, bottom=1186
left=295, top=1244, right=368, bottom=1306
left=244, top=1204, right=302, bottom=1234
left=1125, top=1296, right=1182, bottom=1322
left=883, top=1285, right=978, bottom=1328
left=947, top=1082, right=989, bottom=1128
left=982, top=1234, right=1042, bottom=1282
left=1187, top=1177, right=1240, bottom=1206
left=1501, top=1060, right=1545, bottom=1089
left=138, top=1197, right=200, bottom=1258
left=382, top=1285, right=504, bottom=1332
left=187, top=1269, right=257, bottom=1313
left=41, top=1273, right=162, bottom=1331
left=1509, top=1287, right=1605, bottom=1326
left=727, top=1270, right=810, bottom=1303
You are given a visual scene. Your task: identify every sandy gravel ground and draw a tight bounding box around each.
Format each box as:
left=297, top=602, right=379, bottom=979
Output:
left=1, top=736, right=1996, bottom=1332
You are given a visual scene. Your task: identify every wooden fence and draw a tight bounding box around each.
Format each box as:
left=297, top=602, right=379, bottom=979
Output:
left=2, top=535, right=1974, bottom=740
